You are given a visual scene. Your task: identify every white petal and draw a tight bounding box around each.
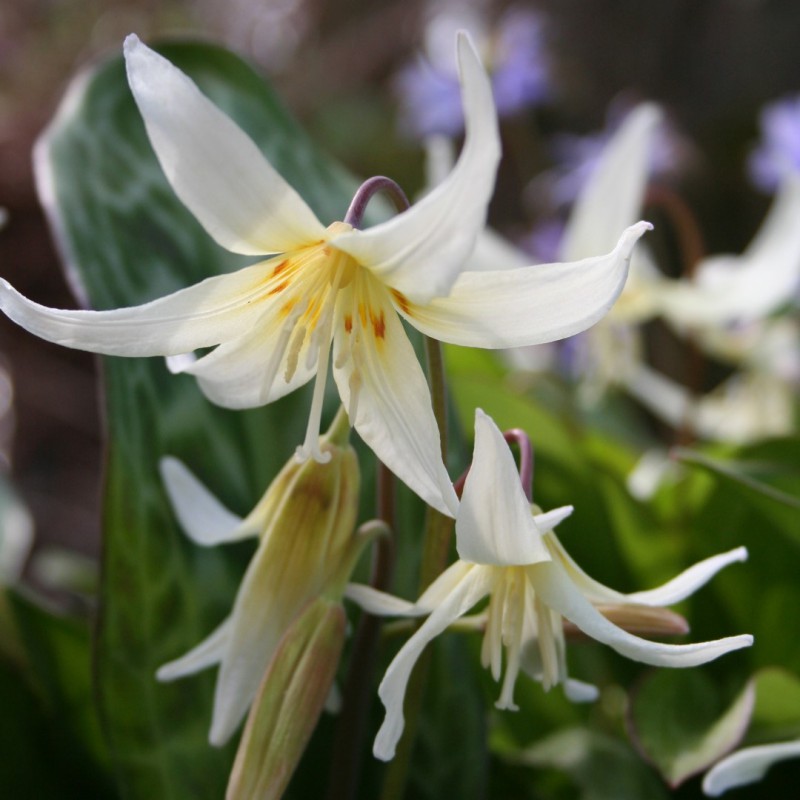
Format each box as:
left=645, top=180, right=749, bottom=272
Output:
left=124, top=35, right=326, bottom=255
left=403, top=222, right=652, bottom=348
left=331, top=33, right=500, bottom=303
left=416, top=560, right=477, bottom=608
left=661, top=175, right=800, bottom=326
left=529, top=560, right=753, bottom=667
left=456, top=410, right=554, bottom=566
left=373, top=565, right=492, bottom=761
left=179, top=316, right=317, bottom=409
left=622, top=547, right=748, bottom=606
left=702, top=740, right=800, bottom=796
left=209, top=539, right=313, bottom=745
left=549, top=531, right=748, bottom=608
left=159, top=457, right=256, bottom=546
left=0, top=262, right=278, bottom=356
left=156, top=616, right=232, bottom=681
left=561, top=104, right=661, bottom=260
left=563, top=678, right=600, bottom=703
left=344, top=584, right=421, bottom=616
left=332, top=281, right=458, bottom=517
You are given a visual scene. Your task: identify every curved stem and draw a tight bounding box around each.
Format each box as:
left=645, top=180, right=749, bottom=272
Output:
left=344, top=176, right=410, bottom=228
left=503, top=429, right=534, bottom=502
left=325, top=176, right=411, bottom=800
left=644, top=184, right=707, bottom=447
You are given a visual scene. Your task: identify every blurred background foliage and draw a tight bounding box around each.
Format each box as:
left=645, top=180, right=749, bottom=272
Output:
left=0, top=1, right=798, bottom=799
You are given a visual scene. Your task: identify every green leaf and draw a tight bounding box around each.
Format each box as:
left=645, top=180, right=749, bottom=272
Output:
left=627, top=670, right=755, bottom=787
left=675, top=445, right=800, bottom=512
left=509, top=727, right=669, bottom=800
left=5, top=591, right=116, bottom=797
left=405, top=635, right=488, bottom=800
left=37, top=40, right=361, bottom=798
left=748, top=668, right=800, bottom=743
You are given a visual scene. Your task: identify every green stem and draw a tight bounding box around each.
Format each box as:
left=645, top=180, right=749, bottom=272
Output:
left=379, top=337, right=454, bottom=800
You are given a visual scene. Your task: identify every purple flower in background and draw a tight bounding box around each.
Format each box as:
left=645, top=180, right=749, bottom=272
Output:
left=538, top=105, right=686, bottom=209
left=396, top=5, right=551, bottom=139
left=749, top=94, right=800, bottom=192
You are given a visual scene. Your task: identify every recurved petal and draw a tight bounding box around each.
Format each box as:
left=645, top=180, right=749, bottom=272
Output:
left=549, top=533, right=748, bottom=607
left=561, top=104, right=661, bottom=261
left=457, top=410, right=555, bottom=566
left=124, top=35, right=326, bottom=256
left=159, top=457, right=257, bottom=546
left=0, top=261, right=275, bottom=356
left=529, top=560, right=753, bottom=667
left=402, top=222, right=652, bottom=348
left=660, top=175, right=800, bottom=327
left=702, top=740, right=800, bottom=796
left=156, top=616, right=232, bottom=681
left=344, top=584, right=421, bottom=616
left=622, top=547, right=748, bottom=606
left=332, top=286, right=458, bottom=517
left=331, top=33, right=500, bottom=303
left=374, top=565, right=492, bottom=761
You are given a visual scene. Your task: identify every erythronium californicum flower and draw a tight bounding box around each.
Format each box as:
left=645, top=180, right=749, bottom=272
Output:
left=703, top=739, right=800, bottom=796
left=347, top=409, right=753, bottom=761
left=156, top=408, right=369, bottom=746
left=658, top=174, right=800, bottom=330
left=0, top=34, right=650, bottom=518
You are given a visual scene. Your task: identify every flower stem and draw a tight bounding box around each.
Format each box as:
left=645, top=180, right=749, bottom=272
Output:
left=344, top=176, right=410, bottom=228
left=326, top=178, right=410, bottom=800
left=379, top=336, right=454, bottom=800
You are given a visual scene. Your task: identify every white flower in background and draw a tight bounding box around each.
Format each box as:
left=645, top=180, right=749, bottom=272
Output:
left=552, top=103, right=668, bottom=401
left=658, top=174, right=800, bottom=331
left=1, top=34, right=649, bottom=518
left=348, top=410, right=753, bottom=761
left=703, top=739, right=800, bottom=796
left=156, top=410, right=366, bottom=746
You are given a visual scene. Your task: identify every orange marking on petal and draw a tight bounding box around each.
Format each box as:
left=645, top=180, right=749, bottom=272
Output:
left=267, top=280, right=289, bottom=296
left=344, top=314, right=353, bottom=333
left=390, top=288, right=412, bottom=316
left=280, top=298, right=298, bottom=318
left=272, top=259, right=290, bottom=277
left=371, top=310, right=386, bottom=340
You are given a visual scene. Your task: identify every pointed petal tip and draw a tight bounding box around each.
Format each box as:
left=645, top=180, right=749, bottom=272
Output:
left=731, top=546, right=749, bottom=563
left=123, top=33, right=141, bottom=55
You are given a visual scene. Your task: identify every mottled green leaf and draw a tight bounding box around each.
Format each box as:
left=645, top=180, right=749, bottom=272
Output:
left=4, top=591, right=116, bottom=797
left=37, top=39, right=361, bottom=798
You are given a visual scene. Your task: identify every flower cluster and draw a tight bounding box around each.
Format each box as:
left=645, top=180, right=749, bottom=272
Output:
left=1, top=27, right=761, bottom=799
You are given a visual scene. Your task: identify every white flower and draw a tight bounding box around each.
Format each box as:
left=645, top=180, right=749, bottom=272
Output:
left=2, top=33, right=649, bottom=517
left=349, top=409, right=753, bottom=761
left=659, top=174, right=800, bottom=330
left=703, top=739, right=800, bottom=796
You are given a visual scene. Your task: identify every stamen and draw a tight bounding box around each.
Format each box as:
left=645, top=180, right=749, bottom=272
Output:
left=284, top=322, right=308, bottom=384
left=534, top=596, right=559, bottom=692
left=260, top=310, right=301, bottom=401
left=296, top=342, right=333, bottom=464
left=295, top=264, right=345, bottom=463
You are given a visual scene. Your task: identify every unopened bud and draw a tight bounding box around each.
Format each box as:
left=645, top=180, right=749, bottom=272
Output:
left=226, top=597, right=346, bottom=800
